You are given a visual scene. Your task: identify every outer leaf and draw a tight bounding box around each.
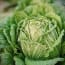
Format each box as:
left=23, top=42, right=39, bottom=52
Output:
left=16, top=0, right=31, bottom=10
left=1, top=53, right=13, bottom=65
left=62, top=42, right=65, bottom=57
left=10, top=24, right=16, bottom=46
left=0, top=17, right=11, bottom=49
left=14, top=11, right=28, bottom=23
left=14, top=56, right=25, bottom=65
left=25, top=57, right=64, bottom=65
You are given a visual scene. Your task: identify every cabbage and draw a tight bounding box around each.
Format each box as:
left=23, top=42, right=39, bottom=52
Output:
left=0, top=0, right=64, bottom=65
left=18, top=15, right=64, bottom=60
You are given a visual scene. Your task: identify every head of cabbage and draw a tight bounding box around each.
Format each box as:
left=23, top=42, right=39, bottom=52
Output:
left=17, top=2, right=64, bottom=60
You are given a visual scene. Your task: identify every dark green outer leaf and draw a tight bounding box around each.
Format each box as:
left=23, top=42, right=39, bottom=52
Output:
left=1, top=53, right=13, bottom=65
left=0, top=17, right=10, bottom=49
